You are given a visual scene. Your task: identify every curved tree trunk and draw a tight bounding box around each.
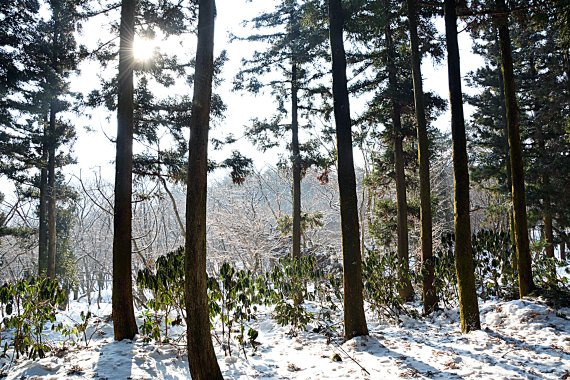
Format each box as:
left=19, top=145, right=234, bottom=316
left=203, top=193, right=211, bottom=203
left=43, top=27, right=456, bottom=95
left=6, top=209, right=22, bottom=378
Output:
left=495, top=0, right=535, bottom=296
left=406, top=0, right=436, bottom=313
left=184, top=0, right=223, bottom=378
left=328, top=0, right=368, bottom=340
left=444, top=0, right=481, bottom=333
left=112, top=0, right=138, bottom=341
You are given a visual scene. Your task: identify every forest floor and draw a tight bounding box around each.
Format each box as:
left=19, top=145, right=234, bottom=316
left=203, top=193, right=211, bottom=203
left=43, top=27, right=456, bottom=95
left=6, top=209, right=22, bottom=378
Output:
left=3, top=291, right=570, bottom=380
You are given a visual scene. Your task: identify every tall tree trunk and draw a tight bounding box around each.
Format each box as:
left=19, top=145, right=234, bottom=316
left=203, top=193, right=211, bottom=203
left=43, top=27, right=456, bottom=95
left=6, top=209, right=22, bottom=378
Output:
left=328, top=0, right=368, bottom=340
left=406, top=0, right=436, bottom=313
left=495, top=0, right=535, bottom=296
left=38, top=123, right=49, bottom=276
left=47, top=105, right=57, bottom=278
left=536, top=124, right=554, bottom=259
left=46, top=1, right=60, bottom=279
left=495, top=29, right=516, bottom=249
left=561, top=238, right=566, bottom=261
left=185, top=0, right=222, bottom=378
left=291, top=62, right=301, bottom=260
left=112, top=0, right=138, bottom=341
left=444, top=0, right=481, bottom=333
left=291, top=62, right=303, bottom=306
left=385, top=6, right=413, bottom=302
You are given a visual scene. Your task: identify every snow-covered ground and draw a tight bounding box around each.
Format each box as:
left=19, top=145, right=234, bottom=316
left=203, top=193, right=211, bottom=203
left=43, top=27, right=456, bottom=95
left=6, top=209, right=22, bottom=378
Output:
left=3, top=294, right=570, bottom=379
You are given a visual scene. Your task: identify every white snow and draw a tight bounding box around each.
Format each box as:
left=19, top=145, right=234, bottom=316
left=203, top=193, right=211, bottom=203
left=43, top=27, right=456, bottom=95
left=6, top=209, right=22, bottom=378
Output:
left=2, top=294, right=569, bottom=379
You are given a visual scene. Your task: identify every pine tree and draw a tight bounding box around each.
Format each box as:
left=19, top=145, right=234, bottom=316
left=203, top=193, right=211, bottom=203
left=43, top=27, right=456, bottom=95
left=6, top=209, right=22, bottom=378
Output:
left=112, top=0, right=138, bottom=341
left=494, top=0, right=535, bottom=296
left=328, top=0, right=369, bottom=340
left=235, top=0, right=328, bottom=261
left=517, top=9, right=570, bottom=267
left=34, top=0, right=80, bottom=278
left=184, top=0, right=223, bottom=378
left=378, top=0, right=415, bottom=301
left=0, top=0, right=45, bottom=271
left=0, top=0, right=80, bottom=276
left=406, top=0, right=437, bottom=313
left=466, top=1, right=569, bottom=288
left=444, top=0, right=481, bottom=333
left=349, top=0, right=444, bottom=304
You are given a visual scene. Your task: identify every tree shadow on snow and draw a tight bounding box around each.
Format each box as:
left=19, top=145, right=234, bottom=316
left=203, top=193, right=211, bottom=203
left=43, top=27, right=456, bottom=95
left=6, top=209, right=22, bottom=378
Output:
left=484, top=327, right=569, bottom=361
left=93, top=339, right=135, bottom=380
left=351, top=335, right=463, bottom=379
left=405, top=327, right=566, bottom=379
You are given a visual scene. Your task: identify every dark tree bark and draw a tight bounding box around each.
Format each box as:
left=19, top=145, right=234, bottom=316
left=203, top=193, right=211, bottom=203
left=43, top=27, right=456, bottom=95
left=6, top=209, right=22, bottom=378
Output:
left=561, top=239, right=566, bottom=261
left=47, top=106, right=57, bottom=278
left=494, top=29, right=516, bottom=249
left=328, top=0, right=368, bottom=340
left=385, top=17, right=413, bottom=302
left=542, top=165, right=554, bottom=259
left=112, top=0, right=138, bottom=341
left=184, top=0, right=222, bottom=378
left=291, top=61, right=303, bottom=306
left=543, top=206, right=554, bottom=258
left=495, top=0, right=535, bottom=296
left=406, top=0, right=436, bottom=313
left=46, top=1, right=60, bottom=279
left=537, top=126, right=554, bottom=259
left=291, top=62, right=301, bottom=260
left=444, top=0, right=481, bottom=333
left=38, top=125, right=49, bottom=276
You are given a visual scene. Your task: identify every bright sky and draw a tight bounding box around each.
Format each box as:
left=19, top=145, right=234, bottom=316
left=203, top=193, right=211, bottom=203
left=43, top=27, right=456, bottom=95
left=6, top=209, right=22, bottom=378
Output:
left=1, top=1, right=485, bottom=198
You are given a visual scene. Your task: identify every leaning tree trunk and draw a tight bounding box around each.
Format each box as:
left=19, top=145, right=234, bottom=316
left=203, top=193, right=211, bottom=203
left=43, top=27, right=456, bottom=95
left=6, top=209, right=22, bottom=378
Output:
left=112, top=0, right=138, bottom=341
left=291, top=62, right=302, bottom=260
left=184, top=0, right=223, bottom=378
left=384, top=0, right=413, bottom=302
left=495, top=0, right=535, bottom=296
left=444, top=0, right=481, bottom=333
left=328, top=0, right=369, bottom=340
left=38, top=123, right=49, bottom=276
left=406, top=0, right=436, bottom=313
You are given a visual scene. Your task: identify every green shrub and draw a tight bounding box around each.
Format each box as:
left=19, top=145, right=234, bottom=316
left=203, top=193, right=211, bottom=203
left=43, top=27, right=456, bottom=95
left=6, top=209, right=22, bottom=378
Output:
left=471, top=229, right=517, bottom=300
left=433, top=232, right=458, bottom=308
left=0, top=277, right=66, bottom=360
left=214, top=262, right=262, bottom=356
left=268, top=256, right=341, bottom=335
left=136, top=247, right=185, bottom=343
left=363, top=249, right=417, bottom=322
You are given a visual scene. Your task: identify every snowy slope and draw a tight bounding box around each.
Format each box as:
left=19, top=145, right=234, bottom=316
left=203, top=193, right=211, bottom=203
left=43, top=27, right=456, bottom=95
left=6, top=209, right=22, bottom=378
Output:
left=3, top=297, right=569, bottom=379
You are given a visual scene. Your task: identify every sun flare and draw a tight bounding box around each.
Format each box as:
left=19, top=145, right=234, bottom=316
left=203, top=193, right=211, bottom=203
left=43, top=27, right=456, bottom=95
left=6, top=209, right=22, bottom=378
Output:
left=133, top=37, right=156, bottom=62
